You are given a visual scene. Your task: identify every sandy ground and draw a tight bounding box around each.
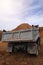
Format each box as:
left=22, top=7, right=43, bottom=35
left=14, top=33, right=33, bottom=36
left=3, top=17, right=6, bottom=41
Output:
left=0, top=39, right=43, bottom=65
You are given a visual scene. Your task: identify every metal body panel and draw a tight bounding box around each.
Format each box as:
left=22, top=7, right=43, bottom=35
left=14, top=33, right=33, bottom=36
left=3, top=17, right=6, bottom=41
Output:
left=2, top=28, right=40, bottom=42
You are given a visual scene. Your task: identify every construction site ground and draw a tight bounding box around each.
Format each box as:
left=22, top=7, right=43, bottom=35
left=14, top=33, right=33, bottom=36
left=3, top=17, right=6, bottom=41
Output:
left=0, top=38, right=43, bottom=65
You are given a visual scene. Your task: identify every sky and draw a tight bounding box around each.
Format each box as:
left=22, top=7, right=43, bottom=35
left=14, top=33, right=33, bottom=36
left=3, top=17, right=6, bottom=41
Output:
left=0, top=0, right=43, bottom=30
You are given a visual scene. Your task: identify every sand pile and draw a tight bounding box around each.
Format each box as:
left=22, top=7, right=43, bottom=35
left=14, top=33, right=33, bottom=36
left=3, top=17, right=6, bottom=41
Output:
left=40, top=27, right=43, bottom=38
left=12, top=23, right=43, bottom=38
left=0, top=31, right=2, bottom=41
left=12, top=23, right=32, bottom=31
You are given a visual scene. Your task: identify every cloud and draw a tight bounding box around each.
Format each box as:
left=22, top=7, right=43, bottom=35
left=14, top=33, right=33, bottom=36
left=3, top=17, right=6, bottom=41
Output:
left=25, top=15, right=43, bottom=26
left=0, top=0, right=43, bottom=30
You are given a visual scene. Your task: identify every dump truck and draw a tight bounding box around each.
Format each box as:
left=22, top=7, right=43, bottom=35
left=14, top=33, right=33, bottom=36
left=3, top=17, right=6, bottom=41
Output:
left=1, top=25, right=40, bottom=56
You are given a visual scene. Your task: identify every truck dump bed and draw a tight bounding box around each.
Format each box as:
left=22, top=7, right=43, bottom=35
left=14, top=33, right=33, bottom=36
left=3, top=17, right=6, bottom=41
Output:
left=2, top=27, right=40, bottom=42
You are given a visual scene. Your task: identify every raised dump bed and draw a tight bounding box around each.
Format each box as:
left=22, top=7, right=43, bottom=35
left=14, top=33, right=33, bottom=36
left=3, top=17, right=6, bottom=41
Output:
left=1, top=25, right=40, bottom=56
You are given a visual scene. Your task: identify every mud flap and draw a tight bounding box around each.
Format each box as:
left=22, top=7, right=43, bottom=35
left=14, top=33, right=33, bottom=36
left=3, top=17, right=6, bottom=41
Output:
left=7, top=44, right=13, bottom=53
left=27, top=44, right=38, bottom=55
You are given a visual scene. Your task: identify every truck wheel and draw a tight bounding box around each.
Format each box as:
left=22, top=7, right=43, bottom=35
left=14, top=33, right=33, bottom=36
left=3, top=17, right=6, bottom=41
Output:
left=37, top=38, right=40, bottom=51
left=14, top=48, right=17, bottom=53
left=25, top=44, right=28, bottom=53
left=12, top=45, right=14, bottom=53
left=36, top=50, right=39, bottom=56
left=9, top=52, right=12, bottom=54
left=38, top=40, right=40, bottom=51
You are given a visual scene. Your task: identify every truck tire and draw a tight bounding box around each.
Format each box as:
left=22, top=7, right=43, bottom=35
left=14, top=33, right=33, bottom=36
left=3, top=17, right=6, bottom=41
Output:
left=37, top=38, right=40, bottom=51
left=36, top=49, right=39, bottom=56
left=38, top=40, right=40, bottom=51
left=34, top=43, right=38, bottom=56
left=7, top=43, right=13, bottom=54
left=25, top=44, right=28, bottom=53
left=12, top=45, right=14, bottom=53
left=9, top=52, right=12, bottom=54
left=36, top=38, right=40, bottom=56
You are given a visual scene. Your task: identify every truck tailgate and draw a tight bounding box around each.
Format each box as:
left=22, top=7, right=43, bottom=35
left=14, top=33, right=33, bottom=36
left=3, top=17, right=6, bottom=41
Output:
left=2, top=29, right=33, bottom=42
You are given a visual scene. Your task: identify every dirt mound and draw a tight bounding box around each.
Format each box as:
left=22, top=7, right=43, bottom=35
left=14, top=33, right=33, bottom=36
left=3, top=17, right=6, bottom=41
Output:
left=12, top=23, right=32, bottom=31
left=0, top=31, right=2, bottom=41
left=40, top=27, right=43, bottom=38
left=12, top=23, right=43, bottom=38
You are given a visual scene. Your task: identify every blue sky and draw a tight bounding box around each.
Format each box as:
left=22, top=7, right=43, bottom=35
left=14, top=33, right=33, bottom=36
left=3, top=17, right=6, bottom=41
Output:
left=0, top=0, right=43, bottom=30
